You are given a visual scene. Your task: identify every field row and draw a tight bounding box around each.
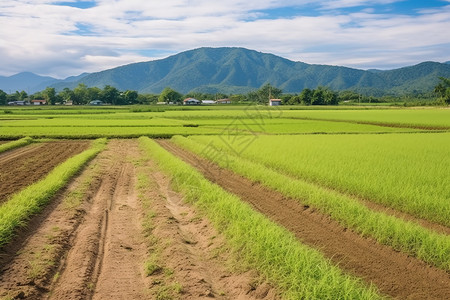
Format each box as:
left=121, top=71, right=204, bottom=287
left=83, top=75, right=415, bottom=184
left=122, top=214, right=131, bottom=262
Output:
left=1, top=107, right=449, bottom=139
left=1, top=137, right=449, bottom=299
left=2, top=106, right=450, bottom=128
left=186, top=133, right=450, bottom=226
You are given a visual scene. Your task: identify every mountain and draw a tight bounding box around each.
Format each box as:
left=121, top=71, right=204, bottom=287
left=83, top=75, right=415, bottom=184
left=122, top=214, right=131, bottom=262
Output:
left=3, top=48, right=450, bottom=95
left=0, top=72, right=90, bottom=94
left=33, top=72, right=89, bottom=92
left=0, top=72, right=58, bottom=93
left=56, top=47, right=449, bottom=95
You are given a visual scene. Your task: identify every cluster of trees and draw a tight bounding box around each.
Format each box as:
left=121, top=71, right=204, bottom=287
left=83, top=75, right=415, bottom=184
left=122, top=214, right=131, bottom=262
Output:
left=1, top=78, right=449, bottom=106
left=36, top=85, right=143, bottom=105
left=282, top=87, right=338, bottom=105
left=0, top=84, right=153, bottom=106
left=434, top=77, right=450, bottom=105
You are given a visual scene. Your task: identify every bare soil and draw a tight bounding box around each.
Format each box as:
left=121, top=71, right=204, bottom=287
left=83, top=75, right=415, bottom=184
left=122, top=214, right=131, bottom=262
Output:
left=0, top=141, right=90, bottom=203
left=157, top=139, right=450, bottom=300
left=0, top=139, right=277, bottom=300
left=144, top=162, right=279, bottom=300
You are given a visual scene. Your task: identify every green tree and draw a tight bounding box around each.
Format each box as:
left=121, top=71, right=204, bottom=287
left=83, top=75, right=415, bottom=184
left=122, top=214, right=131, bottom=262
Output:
left=43, top=87, right=57, bottom=105
left=59, top=88, right=75, bottom=104
left=299, top=88, right=313, bottom=105
left=86, top=87, right=102, bottom=103
left=158, top=87, right=182, bottom=104
left=323, top=88, right=338, bottom=105
left=257, top=83, right=282, bottom=104
left=0, top=90, right=7, bottom=105
left=101, top=85, right=121, bottom=105
left=15, top=90, right=28, bottom=101
left=73, top=83, right=89, bottom=105
left=230, top=94, right=245, bottom=103
left=434, top=77, right=450, bottom=104
left=311, top=88, right=324, bottom=105
left=286, top=95, right=300, bottom=105
left=123, top=90, right=138, bottom=104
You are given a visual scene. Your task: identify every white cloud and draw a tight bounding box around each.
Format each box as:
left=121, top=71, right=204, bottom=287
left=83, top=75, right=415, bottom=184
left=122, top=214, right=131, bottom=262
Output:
left=0, top=0, right=449, bottom=77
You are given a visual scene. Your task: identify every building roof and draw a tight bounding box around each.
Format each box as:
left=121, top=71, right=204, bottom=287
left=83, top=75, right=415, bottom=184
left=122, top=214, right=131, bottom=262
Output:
left=31, top=99, right=46, bottom=102
left=183, top=98, right=200, bottom=102
left=269, top=99, right=282, bottom=102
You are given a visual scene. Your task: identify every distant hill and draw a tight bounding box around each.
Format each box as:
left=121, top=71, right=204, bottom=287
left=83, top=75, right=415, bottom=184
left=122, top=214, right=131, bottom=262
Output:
left=54, top=47, right=450, bottom=95
left=0, top=72, right=57, bottom=93
left=3, top=48, right=450, bottom=95
left=0, top=72, right=89, bottom=94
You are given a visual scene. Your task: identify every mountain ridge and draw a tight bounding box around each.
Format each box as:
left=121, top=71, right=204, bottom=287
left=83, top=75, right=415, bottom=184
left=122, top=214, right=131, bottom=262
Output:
left=2, top=47, right=450, bottom=95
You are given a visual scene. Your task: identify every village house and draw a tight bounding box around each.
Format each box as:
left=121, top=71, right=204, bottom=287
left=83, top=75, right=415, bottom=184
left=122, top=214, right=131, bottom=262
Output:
left=215, top=98, right=231, bottom=104
left=31, top=99, right=47, bottom=105
left=202, top=100, right=215, bottom=105
left=89, top=100, right=103, bottom=106
left=8, top=100, right=28, bottom=106
left=269, top=99, right=282, bottom=106
left=183, top=98, right=201, bottom=105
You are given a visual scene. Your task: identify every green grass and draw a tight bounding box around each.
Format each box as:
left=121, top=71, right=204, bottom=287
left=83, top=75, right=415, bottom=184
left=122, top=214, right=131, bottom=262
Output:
left=138, top=137, right=383, bottom=300
left=1, top=108, right=430, bottom=139
left=0, top=138, right=107, bottom=247
left=0, top=137, right=33, bottom=152
left=0, top=126, right=226, bottom=139
left=282, top=108, right=450, bottom=129
left=172, top=136, right=450, bottom=272
left=188, top=133, right=450, bottom=227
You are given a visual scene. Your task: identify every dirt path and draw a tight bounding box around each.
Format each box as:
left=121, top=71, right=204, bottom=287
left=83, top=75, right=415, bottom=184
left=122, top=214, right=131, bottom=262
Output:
left=157, top=139, right=450, bottom=300
left=145, top=164, right=279, bottom=299
left=0, top=141, right=90, bottom=203
left=49, top=140, right=147, bottom=300
left=1, top=139, right=276, bottom=300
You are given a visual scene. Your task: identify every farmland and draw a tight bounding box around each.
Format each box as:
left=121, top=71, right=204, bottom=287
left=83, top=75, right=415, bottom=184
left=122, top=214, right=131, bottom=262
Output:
left=0, top=105, right=449, bottom=299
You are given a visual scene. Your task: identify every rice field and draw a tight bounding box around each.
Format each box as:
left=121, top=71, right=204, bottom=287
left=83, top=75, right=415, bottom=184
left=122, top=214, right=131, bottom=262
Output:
left=185, top=132, right=450, bottom=226
left=0, top=105, right=449, bottom=299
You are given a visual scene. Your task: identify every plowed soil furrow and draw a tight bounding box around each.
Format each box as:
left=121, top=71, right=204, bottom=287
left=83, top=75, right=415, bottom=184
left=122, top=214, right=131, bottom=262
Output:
left=49, top=140, right=147, bottom=300
left=146, top=167, right=279, bottom=299
left=0, top=147, right=104, bottom=300
left=157, top=139, right=450, bottom=300
left=0, top=141, right=90, bottom=203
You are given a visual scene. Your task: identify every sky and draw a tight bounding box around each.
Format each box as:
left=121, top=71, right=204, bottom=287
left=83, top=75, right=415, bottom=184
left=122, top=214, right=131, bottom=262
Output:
left=0, top=0, right=449, bottom=78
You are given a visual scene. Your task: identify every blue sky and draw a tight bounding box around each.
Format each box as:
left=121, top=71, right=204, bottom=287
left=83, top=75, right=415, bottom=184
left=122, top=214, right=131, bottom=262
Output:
left=0, top=0, right=449, bottom=78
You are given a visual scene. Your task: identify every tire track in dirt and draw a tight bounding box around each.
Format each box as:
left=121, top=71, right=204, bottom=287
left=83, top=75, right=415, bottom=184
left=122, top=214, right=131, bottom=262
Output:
left=0, top=141, right=90, bottom=203
left=0, top=147, right=104, bottom=300
left=146, top=165, right=279, bottom=299
left=0, top=143, right=45, bottom=164
left=157, top=139, right=450, bottom=300
left=49, top=140, right=148, bottom=300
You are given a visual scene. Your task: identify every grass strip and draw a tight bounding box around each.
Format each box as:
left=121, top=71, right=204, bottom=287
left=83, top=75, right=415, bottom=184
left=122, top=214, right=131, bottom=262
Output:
left=187, top=134, right=450, bottom=227
left=0, top=137, right=33, bottom=153
left=138, top=137, right=383, bottom=300
left=172, top=136, right=450, bottom=272
left=0, top=138, right=107, bottom=247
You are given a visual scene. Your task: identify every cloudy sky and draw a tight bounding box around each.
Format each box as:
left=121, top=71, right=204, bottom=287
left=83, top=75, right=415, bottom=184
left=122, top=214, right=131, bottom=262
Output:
left=1, top=0, right=449, bottom=78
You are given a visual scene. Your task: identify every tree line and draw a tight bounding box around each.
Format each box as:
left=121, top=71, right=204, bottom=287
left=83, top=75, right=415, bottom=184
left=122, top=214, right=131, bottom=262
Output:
left=1, top=79, right=449, bottom=106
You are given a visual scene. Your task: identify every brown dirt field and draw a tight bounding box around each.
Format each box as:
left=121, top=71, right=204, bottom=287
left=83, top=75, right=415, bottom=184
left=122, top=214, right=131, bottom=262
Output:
left=0, top=146, right=104, bottom=300
left=0, top=141, right=90, bottom=203
left=144, top=163, right=279, bottom=300
left=0, top=139, right=277, bottom=300
left=157, top=139, right=450, bottom=300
